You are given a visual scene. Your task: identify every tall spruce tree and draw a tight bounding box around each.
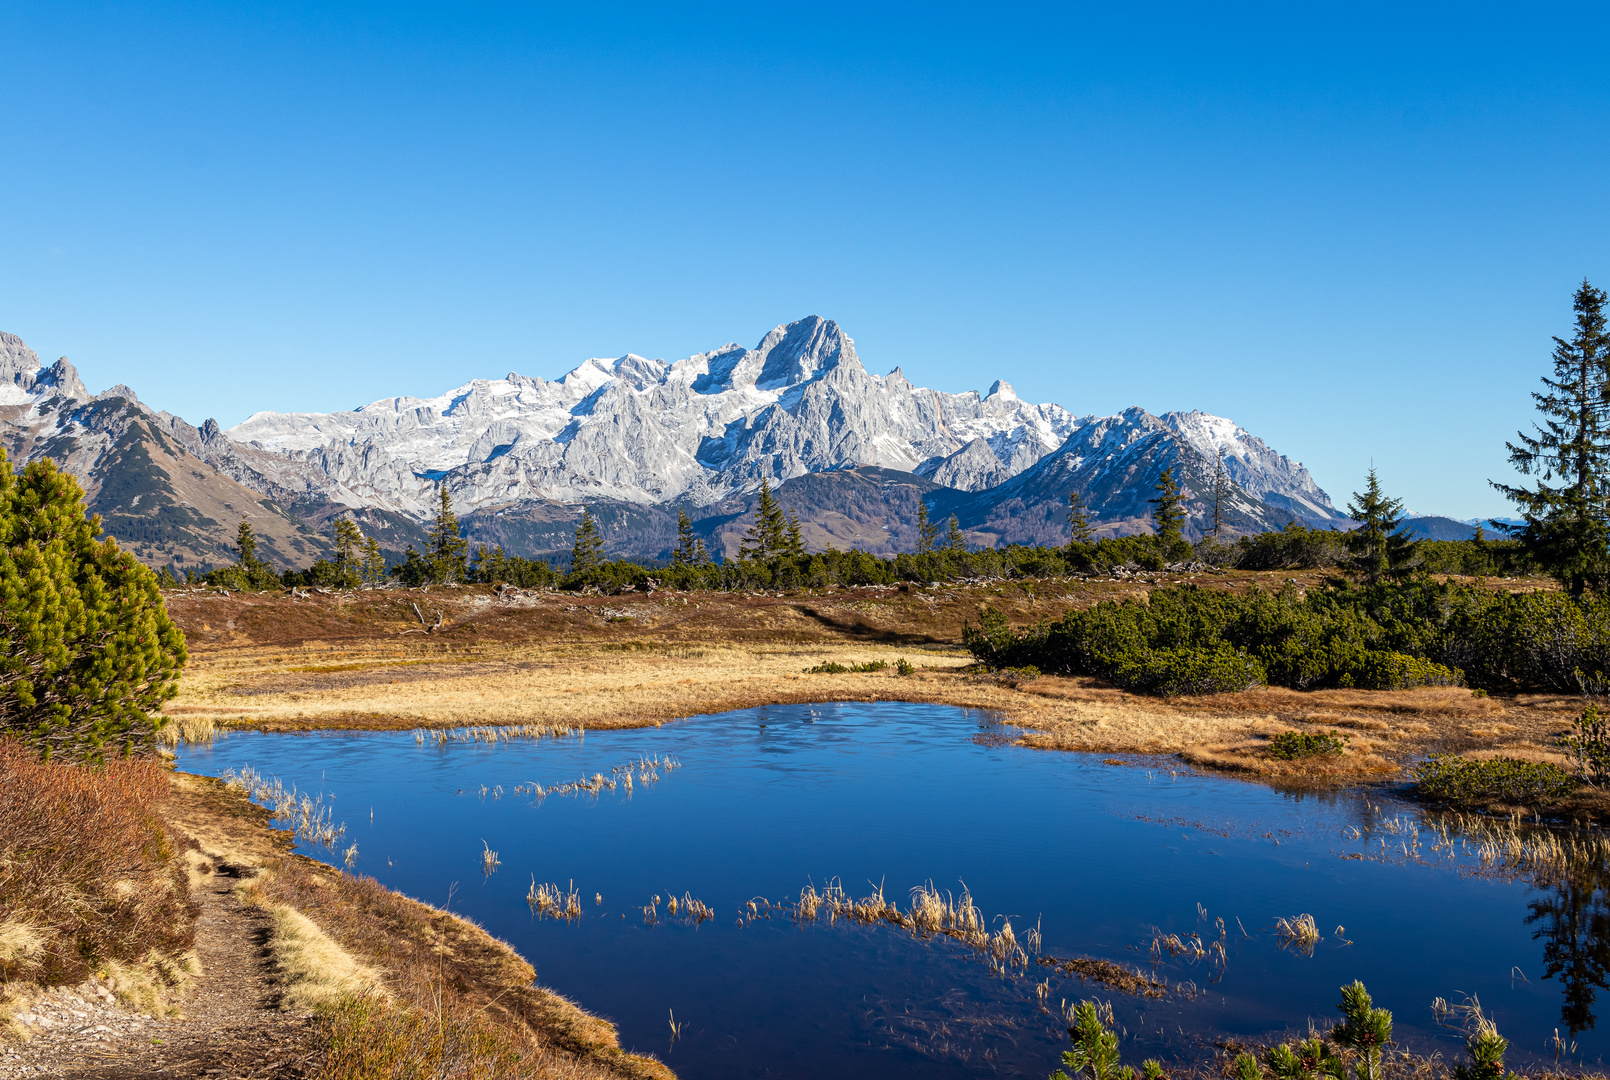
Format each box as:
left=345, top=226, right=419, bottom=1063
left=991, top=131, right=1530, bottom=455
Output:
left=783, top=509, right=806, bottom=557
left=672, top=508, right=700, bottom=566
left=0, top=456, right=188, bottom=761
left=361, top=536, right=386, bottom=586
left=426, top=488, right=470, bottom=584
left=1492, top=279, right=1610, bottom=598
left=1150, top=468, right=1187, bottom=556
left=944, top=513, right=966, bottom=552
left=1346, top=467, right=1417, bottom=583
left=1067, top=491, right=1093, bottom=545
left=1210, top=448, right=1232, bottom=537
left=332, top=517, right=364, bottom=588
left=740, top=478, right=788, bottom=559
left=571, top=508, right=605, bottom=576
left=226, top=519, right=279, bottom=590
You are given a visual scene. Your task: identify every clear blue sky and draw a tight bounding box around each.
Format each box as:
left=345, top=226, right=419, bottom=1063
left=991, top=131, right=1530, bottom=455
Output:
left=2, top=3, right=1607, bottom=520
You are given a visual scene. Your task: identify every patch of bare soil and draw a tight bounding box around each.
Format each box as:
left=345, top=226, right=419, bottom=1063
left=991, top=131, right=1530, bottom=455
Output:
left=0, top=865, right=319, bottom=1079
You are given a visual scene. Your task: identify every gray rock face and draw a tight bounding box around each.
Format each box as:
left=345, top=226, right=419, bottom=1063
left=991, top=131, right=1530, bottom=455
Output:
left=0, top=318, right=1345, bottom=561
left=220, top=316, right=1087, bottom=516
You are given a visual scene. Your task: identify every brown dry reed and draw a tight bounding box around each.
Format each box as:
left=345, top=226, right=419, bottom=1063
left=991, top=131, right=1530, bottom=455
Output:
left=0, top=738, right=197, bottom=988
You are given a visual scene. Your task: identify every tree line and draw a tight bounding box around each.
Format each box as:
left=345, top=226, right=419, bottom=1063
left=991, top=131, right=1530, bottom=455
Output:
left=185, top=280, right=1610, bottom=600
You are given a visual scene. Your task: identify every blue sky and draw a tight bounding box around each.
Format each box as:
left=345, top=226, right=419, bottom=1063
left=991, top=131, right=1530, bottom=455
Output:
left=1, top=3, right=1607, bottom=519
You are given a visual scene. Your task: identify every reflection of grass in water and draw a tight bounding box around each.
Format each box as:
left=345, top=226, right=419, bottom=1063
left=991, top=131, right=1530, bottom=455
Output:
left=413, top=723, right=583, bottom=746
left=1275, top=913, right=1320, bottom=955
left=527, top=878, right=582, bottom=922
left=511, top=755, right=682, bottom=802
left=222, top=766, right=347, bottom=849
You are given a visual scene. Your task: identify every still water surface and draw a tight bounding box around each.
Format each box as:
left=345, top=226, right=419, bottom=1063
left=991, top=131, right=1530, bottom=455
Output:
left=178, top=703, right=1609, bottom=1077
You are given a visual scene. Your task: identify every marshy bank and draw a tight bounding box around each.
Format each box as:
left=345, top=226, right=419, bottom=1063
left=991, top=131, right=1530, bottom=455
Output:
left=0, top=751, right=672, bottom=1080
left=179, top=701, right=1610, bottom=1079
left=157, top=584, right=1588, bottom=793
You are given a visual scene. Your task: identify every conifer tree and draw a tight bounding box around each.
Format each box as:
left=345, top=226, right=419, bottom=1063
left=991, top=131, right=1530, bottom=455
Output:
left=426, top=488, right=470, bottom=584
left=0, top=455, right=188, bottom=761
left=1210, top=448, right=1232, bottom=537
left=1346, top=467, right=1417, bottom=583
left=571, top=507, right=605, bottom=576
left=916, top=498, right=940, bottom=554
left=361, top=536, right=386, bottom=586
left=332, top=517, right=364, bottom=588
left=1150, top=468, right=1187, bottom=554
left=227, top=519, right=279, bottom=590
left=672, top=508, right=700, bottom=567
left=1067, top=491, right=1093, bottom=545
left=1492, top=279, right=1610, bottom=598
left=783, top=509, right=806, bottom=557
left=741, top=478, right=788, bottom=559
left=944, top=513, right=966, bottom=552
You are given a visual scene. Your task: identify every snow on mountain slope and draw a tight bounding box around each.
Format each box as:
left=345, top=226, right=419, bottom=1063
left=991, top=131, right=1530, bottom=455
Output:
left=224, top=316, right=1086, bottom=516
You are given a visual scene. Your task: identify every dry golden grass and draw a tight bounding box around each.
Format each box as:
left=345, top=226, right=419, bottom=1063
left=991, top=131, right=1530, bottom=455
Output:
left=161, top=772, right=669, bottom=1080
left=157, top=585, right=1589, bottom=786
left=262, top=904, right=384, bottom=1013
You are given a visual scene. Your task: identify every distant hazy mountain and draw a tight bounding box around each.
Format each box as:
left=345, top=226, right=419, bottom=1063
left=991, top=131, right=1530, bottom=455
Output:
left=0, top=318, right=1346, bottom=566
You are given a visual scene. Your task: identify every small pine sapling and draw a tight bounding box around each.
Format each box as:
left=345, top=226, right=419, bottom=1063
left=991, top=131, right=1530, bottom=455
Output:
left=1264, top=1038, right=1345, bottom=1080
left=1050, top=1001, right=1164, bottom=1080
left=1331, top=982, right=1392, bottom=1080
left=1451, top=1002, right=1517, bottom=1080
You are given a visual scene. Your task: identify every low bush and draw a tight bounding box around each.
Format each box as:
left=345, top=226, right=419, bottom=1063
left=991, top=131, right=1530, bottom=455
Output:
left=803, top=660, right=887, bottom=674
left=1268, top=730, right=1350, bottom=759
left=962, top=578, right=1610, bottom=696
left=1412, top=755, right=1578, bottom=806
left=0, top=739, right=194, bottom=985
left=1112, top=646, right=1267, bottom=696
left=1337, top=650, right=1463, bottom=690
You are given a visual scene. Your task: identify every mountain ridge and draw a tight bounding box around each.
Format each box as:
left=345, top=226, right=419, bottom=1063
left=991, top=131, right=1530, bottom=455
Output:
left=0, top=317, right=1346, bottom=567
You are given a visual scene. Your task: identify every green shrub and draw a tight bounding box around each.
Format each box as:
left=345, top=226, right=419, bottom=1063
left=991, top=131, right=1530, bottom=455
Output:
left=1112, top=646, right=1266, bottom=696
left=1268, top=730, right=1350, bottom=759
left=1337, top=650, right=1463, bottom=690
left=895, top=658, right=915, bottom=676
left=1412, top=755, right=1578, bottom=806
left=802, top=660, right=887, bottom=674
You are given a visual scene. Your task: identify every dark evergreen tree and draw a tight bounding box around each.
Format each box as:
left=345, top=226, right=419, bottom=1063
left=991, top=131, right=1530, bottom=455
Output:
left=1346, top=467, right=1417, bottom=583
left=1493, top=280, right=1610, bottom=598
left=331, top=516, right=364, bottom=589
left=218, top=519, right=279, bottom=590
left=426, top=488, right=469, bottom=584
left=570, top=507, right=605, bottom=576
left=1210, top=448, right=1232, bottom=537
left=944, top=513, right=966, bottom=552
left=916, top=498, right=940, bottom=554
left=361, top=536, right=386, bottom=586
left=672, top=508, right=700, bottom=567
left=783, top=509, right=806, bottom=557
left=740, top=478, right=788, bottom=559
left=1067, top=491, right=1093, bottom=545
left=1150, top=468, right=1187, bottom=554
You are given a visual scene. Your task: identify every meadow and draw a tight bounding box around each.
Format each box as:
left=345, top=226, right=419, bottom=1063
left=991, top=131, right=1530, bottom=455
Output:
left=156, top=573, right=1592, bottom=802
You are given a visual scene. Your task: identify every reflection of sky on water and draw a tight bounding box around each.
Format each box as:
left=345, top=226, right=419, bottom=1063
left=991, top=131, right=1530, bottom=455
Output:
left=179, top=703, right=1610, bottom=1077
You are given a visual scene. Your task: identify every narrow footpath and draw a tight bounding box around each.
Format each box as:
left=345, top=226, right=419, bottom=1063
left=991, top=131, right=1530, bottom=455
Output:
left=0, top=865, right=318, bottom=1079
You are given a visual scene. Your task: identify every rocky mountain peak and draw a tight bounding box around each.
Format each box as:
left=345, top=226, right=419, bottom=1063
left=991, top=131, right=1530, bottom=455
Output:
left=754, top=315, right=858, bottom=390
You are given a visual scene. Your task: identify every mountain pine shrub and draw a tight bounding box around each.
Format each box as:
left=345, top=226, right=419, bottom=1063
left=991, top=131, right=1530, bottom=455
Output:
left=1412, top=755, right=1577, bottom=806
left=0, top=457, right=187, bottom=761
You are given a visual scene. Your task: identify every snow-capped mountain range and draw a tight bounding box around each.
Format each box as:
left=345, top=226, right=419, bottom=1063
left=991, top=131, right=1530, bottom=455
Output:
left=221, top=315, right=1339, bottom=524
left=0, top=316, right=1344, bottom=568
